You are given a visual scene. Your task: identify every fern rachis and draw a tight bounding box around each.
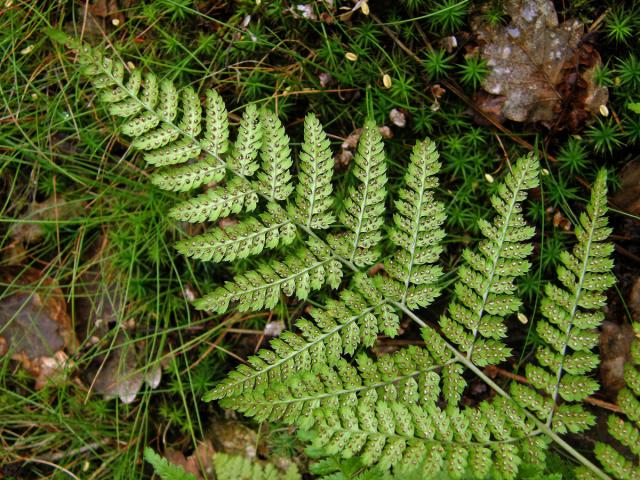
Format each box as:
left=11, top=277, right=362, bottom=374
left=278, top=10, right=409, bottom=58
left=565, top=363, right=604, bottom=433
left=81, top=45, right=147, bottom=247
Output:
left=66, top=38, right=626, bottom=480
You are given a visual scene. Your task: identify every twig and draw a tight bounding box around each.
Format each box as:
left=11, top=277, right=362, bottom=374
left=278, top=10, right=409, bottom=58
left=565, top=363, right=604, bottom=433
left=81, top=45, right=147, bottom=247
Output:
left=486, top=365, right=622, bottom=414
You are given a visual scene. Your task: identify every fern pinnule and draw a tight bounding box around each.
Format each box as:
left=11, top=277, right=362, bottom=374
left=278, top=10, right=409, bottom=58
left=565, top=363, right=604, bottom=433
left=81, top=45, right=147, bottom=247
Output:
left=439, top=154, right=539, bottom=367
left=291, top=113, right=335, bottom=230
left=150, top=161, right=225, bottom=192
left=576, top=324, right=640, bottom=480
left=193, top=238, right=342, bottom=313
left=328, top=120, right=388, bottom=267
left=513, top=169, right=615, bottom=434
left=257, top=109, right=294, bottom=200
left=230, top=103, right=262, bottom=176
left=175, top=203, right=296, bottom=263
left=168, top=177, right=258, bottom=223
left=384, top=138, right=445, bottom=308
left=202, top=89, right=229, bottom=158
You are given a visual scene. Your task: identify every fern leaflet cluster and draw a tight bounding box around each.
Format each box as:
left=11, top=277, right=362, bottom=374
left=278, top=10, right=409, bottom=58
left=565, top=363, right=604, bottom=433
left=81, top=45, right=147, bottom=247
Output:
left=69, top=40, right=626, bottom=480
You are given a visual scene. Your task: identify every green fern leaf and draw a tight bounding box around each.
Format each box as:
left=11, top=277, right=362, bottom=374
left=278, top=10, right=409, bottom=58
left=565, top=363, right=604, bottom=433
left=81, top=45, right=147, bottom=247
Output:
left=291, top=113, right=335, bottom=229
left=132, top=79, right=179, bottom=149
left=513, top=169, right=615, bottom=433
left=329, top=120, right=387, bottom=267
left=175, top=203, right=296, bottom=263
left=231, top=104, right=262, bottom=176
left=577, top=323, right=640, bottom=480
left=194, top=239, right=341, bottom=313
left=223, top=346, right=437, bottom=425
left=440, top=154, right=539, bottom=367
left=202, top=89, right=229, bottom=159
left=119, top=72, right=160, bottom=136
left=257, top=109, right=294, bottom=200
left=384, top=138, right=445, bottom=308
left=204, top=282, right=388, bottom=402
left=150, top=161, right=225, bottom=192
left=168, top=178, right=258, bottom=223
left=68, top=44, right=621, bottom=480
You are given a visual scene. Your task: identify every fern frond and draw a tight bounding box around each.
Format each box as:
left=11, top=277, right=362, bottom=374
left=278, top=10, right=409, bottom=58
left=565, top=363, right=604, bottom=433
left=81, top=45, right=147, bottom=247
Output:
left=384, top=138, right=445, bottom=308
left=231, top=104, right=262, bottom=176
left=144, top=447, right=196, bottom=480
left=140, top=86, right=201, bottom=166
left=513, top=170, right=615, bottom=433
left=223, top=346, right=438, bottom=425
left=257, top=109, right=294, bottom=200
left=194, top=239, right=341, bottom=313
left=307, top=395, right=538, bottom=479
left=440, top=154, right=539, bottom=367
left=119, top=72, right=160, bottom=136
left=70, top=43, right=621, bottom=479
left=576, top=323, right=640, bottom=480
left=168, top=178, right=258, bottom=223
left=175, top=203, right=296, bottom=263
left=329, top=120, right=387, bottom=267
left=291, top=113, right=335, bottom=229
left=204, top=280, right=386, bottom=401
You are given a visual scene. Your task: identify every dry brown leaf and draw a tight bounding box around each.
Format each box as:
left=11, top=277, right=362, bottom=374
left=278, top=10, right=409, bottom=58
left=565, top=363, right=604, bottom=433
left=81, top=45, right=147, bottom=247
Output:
left=600, top=321, right=634, bottom=396
left=0, top=268, right=76, bottom=388
left=472, top=0, right=608, bottom=128
left=9, top=196, right=83, bottom=244
left=630, top=277, right=640, bottom=323
left=164, top=440, right=216, bottom=480
left=76, top=254, right=161, bottom=403
left=389, top=108, right=407, bottom=128
left=210, top=421, right=258, bottom=458
left=86, top=330, right=161, bottom=404
left=612, top=160, right=640, bottom=215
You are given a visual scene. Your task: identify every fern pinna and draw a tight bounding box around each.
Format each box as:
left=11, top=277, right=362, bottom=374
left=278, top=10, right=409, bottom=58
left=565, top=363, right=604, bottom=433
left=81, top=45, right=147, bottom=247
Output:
left=68, top=38, right=629, bottom=480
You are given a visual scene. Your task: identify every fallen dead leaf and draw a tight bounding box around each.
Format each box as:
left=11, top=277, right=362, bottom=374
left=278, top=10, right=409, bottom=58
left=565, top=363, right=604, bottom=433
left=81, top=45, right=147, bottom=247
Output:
left=600, top=321, right=634, bottom=397
left=0, top=268, right=76, bottom=389
left=629, top=277, right=640, bottom=323
left=612, top=160, right=640, bottom=215
left=472, top=0, right=608, bottom=129
left=389, top=108, right=407, bottom=128
left=164, top=440, right=216, bottom=480
left=9, top=195, right=83, bottom=244
left=87, top=330, right=162, bottom=404
left=210, top=421, right=258, bottom=459
left=75, top=249, right=161, bottom=403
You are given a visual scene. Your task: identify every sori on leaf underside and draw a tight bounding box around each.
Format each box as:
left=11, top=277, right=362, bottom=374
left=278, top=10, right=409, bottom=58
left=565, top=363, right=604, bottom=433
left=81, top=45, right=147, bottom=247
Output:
left=63, top=36, right=630, bottom=480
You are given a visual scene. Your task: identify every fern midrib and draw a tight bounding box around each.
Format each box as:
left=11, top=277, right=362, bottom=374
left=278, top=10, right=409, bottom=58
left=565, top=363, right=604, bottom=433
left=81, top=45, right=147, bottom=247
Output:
left=205, top=302, right=385, bottom=400
left=467, top=169, right=528, bottom=360
left=546, top=206, right=601, bottom=426
left=306, top=161, right=320, bottom=228
left=401, top=169, right=429, bottom=305
left=349, top=139, right=375, bottom=264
